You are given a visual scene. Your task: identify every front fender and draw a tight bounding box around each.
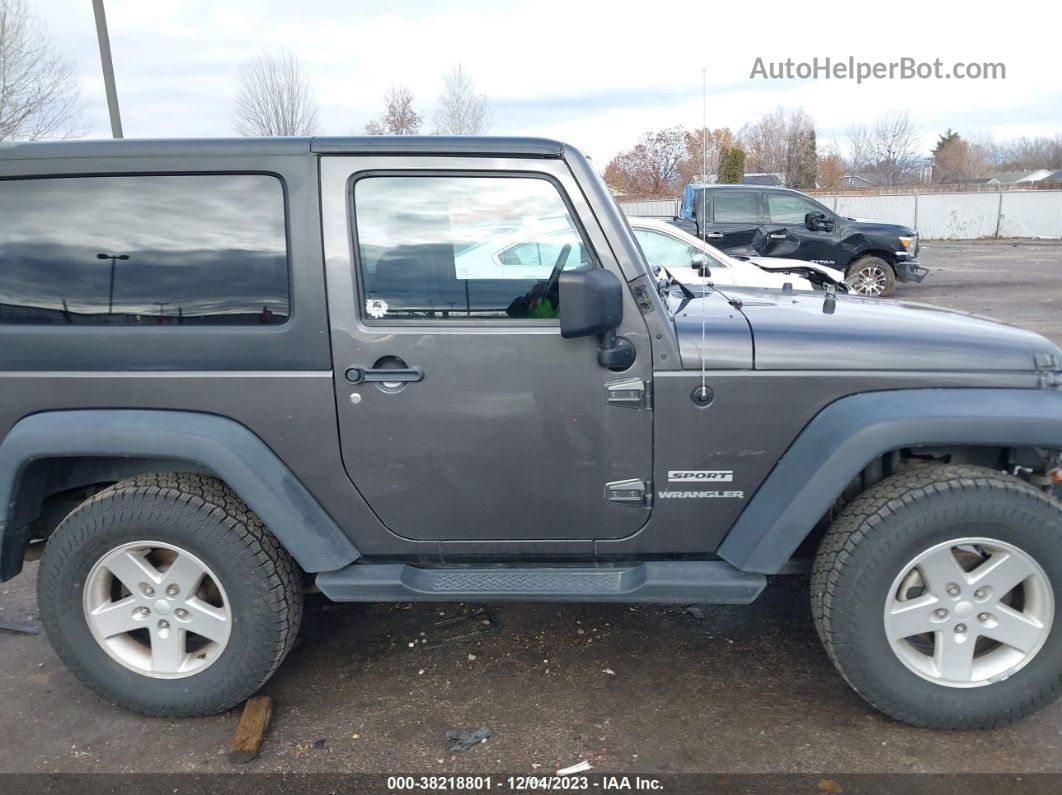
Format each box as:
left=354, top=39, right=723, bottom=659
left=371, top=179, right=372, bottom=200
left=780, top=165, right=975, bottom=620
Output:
left=717, top=388, right=1062, bottom=574
left=0, top=410, right=360, bottom=580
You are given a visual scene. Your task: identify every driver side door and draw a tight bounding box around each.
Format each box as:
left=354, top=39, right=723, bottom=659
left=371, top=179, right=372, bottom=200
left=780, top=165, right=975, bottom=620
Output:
left=762, top=191, right=841, bottom=266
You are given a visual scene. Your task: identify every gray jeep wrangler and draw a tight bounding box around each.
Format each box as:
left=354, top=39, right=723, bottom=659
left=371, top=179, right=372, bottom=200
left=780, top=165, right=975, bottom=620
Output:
left=1, top=137, right=1061, bottom=729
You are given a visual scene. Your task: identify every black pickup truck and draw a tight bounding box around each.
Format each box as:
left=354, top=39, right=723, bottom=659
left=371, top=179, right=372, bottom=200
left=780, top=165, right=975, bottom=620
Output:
left=675, top=184, right=928, bottom=296
left=0, top=137, right=1058, bottom=731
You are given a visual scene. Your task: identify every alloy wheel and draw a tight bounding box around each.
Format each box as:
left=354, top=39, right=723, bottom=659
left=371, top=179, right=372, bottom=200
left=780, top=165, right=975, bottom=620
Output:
left=82, top=540, right=232, bottom=679
left=847, top=264, right=889, bottom=296
left=883, top=537, right=1054, bottom=688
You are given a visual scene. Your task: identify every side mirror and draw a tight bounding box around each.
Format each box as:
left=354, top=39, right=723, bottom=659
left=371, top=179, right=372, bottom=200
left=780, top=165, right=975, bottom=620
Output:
left=690, top=253, right=712, bottom=277
left=559, top=268, right=623, bottom=339
left=559, top=268, right=635, bottom=371
left=805, top=212, right=833, bottom=232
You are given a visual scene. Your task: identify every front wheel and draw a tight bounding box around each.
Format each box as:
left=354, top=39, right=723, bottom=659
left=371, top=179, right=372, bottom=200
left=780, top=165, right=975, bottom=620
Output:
left=811, top=464, right=1062, bottom=728
left=845, top=256, right=896, bottom=297
left=38, top=473, right=303, bottom=717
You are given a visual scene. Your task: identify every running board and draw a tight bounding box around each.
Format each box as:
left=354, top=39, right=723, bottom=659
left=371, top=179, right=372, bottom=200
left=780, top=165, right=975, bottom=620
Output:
left=315, top=561, right=766, bottom=604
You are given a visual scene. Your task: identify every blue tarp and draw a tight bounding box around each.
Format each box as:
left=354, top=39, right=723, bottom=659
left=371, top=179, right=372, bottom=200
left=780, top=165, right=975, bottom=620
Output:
left=679, top=184, right=708, bottom=220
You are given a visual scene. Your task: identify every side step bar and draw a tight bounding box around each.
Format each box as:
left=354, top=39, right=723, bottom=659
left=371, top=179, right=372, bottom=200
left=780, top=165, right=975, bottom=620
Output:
left=316, top=561, right=766, bottom=604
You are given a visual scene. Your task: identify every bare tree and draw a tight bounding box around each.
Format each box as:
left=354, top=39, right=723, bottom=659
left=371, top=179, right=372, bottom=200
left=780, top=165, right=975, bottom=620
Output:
left=847, top=111, right=922, bottom=186
left=738, top=107, right=814, bottom=177
left=365, top=87, right=422, bottom=135
left=784, top=127, right=817, bottom=189
left=995, top=135, right=1062, bottom=170
left=0, top=0, right=82, bottom=141
left=433, top=64, right=489, bottom=135
left=677, top=127, right=735, bottom=186
left=932, top=131, right=992, bottom=184
left=603, top=126, right=688, bottom=196
left=816, top=151, right=846, bottom=190
left=233, top=51, right=319, bottom=137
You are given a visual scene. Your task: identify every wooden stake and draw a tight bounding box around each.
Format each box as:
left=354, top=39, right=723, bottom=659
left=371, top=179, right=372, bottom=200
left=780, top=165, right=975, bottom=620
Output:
left=229, top=695, right=273, bottom=764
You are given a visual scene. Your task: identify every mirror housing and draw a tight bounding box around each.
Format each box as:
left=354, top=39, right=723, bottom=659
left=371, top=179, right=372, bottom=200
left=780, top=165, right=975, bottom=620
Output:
left=558, top=268, right=623, bottom=339
left=690, top=253, right=712, bottom=277
left=559, top=268, right=635, bottom=371
left=805, top=211, right=834, bottom=232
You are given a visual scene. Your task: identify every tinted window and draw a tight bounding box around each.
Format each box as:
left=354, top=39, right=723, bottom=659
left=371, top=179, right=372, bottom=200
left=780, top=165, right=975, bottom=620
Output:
left=633, top=229, right=698, bottom=268
left=354, top=176, right=593, bottom=320
left=0, top=175, right=289, bottom=326
left=712, top=191, right=759, bottom=223
left=767, top=192, right=822, bottom=225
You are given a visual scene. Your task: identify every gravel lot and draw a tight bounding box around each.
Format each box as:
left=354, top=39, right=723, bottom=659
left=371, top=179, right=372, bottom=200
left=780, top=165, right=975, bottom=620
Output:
left=2, top=240, right=1062, bottom=778
left=893, top=239, right=1062, bottom=345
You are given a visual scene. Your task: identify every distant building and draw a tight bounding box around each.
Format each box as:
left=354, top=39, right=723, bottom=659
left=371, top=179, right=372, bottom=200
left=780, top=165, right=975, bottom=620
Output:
left=833, top=174, right=878, bottom=189
left=986, top=169, right=1055, bottom=184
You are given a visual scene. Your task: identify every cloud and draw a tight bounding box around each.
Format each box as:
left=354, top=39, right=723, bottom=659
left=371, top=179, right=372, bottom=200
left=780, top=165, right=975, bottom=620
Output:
left=31, top=0, right=1062, bottom=163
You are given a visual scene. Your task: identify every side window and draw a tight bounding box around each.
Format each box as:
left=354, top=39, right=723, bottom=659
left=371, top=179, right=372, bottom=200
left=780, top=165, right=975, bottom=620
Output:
left=633, top=229, right=698, bottom=269
left=767, top=193, right=822, bottom=225
left=0, top=174, right=289, bottom=326
left=712, top=191, right=760, bottom=223
left=354, top=175, right=594, bottom=321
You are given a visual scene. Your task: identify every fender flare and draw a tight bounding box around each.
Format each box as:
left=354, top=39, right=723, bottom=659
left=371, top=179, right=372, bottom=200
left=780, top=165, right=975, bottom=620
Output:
left=717, top=388, right=1062, bottom=574
left=0, top=410, right=360, bottom=579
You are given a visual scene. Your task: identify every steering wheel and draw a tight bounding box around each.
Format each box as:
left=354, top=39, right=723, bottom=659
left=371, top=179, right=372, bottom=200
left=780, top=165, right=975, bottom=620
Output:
left=541, top=243, right=572, bottom=309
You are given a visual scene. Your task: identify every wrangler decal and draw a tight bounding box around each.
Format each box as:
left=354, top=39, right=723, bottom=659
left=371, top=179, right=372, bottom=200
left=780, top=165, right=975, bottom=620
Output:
left=657, top=490, right=745, bottom=499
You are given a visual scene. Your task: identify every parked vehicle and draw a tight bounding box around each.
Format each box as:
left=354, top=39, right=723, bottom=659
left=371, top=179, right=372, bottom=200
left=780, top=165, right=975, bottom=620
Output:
left=629, top=217, right=846, bottom=292
left=674, top=184, right=928, bottom=296
left=1, top=137, right=1060, bottom=729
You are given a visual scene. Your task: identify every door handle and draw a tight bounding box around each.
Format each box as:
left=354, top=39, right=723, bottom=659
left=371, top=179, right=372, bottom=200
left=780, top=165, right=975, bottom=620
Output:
left=768, top=232, right=787, bottom=240
left=703, top=232, right=724, bottom=240
left=345, top=366, right=424, bottom=384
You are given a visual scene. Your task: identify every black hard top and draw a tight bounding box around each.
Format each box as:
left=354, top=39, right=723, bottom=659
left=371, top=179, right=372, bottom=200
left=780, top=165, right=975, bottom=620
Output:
left=0, top=136, right=567, bottom=160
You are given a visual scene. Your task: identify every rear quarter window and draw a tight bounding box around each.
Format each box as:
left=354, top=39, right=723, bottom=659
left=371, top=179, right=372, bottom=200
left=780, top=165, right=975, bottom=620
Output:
left=0, top=174, right=289, bottom=326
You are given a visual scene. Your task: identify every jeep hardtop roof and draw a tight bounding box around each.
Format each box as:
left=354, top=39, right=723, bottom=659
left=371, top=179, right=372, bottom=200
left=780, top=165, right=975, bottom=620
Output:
left=0, top=136, right=567, bottom=160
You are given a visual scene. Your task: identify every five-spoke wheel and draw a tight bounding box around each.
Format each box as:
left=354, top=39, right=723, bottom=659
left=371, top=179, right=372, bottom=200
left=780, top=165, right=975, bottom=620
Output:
left=39, top=473, right=302, bottom=716
left=884, top=538, right=1053, bottom=687
left=813, top=463, right=1062, bottom=728
left=83, top=541, right=232, bottom=678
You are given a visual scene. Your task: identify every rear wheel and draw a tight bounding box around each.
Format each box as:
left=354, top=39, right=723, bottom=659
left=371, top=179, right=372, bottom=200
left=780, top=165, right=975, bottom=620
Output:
left=812, top=464, right=1062, bottom=728
left=845, top=256, right=896, bottom=296
left=38, top=473, right=302, bottom=716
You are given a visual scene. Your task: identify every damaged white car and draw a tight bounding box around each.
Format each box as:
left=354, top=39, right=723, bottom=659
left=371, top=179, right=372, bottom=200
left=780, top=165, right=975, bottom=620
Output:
left=630, top=217, right=848, bottom=291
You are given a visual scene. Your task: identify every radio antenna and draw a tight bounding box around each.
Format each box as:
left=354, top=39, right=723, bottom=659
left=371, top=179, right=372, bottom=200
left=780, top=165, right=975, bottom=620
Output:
left=700, top=67, right=708, bottom=390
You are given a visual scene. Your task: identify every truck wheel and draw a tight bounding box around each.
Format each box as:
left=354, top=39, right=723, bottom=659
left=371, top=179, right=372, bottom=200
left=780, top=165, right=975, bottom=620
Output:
left=811, top=464, right=1062, bottom=729
left=37, top=473, right=302, bottom=717
left=845, top=256, right=896, bottom=297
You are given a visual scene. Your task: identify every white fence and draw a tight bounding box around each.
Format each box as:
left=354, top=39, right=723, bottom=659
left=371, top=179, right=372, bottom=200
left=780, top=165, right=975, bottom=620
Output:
left=618, top=190, right=1062, bottom=240
left=617, top=199, right=676, bottom=218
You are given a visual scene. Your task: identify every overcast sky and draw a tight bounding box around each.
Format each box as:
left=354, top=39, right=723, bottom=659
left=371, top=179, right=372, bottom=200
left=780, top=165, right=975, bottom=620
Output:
left=33, top=0, right=1062, bottom=164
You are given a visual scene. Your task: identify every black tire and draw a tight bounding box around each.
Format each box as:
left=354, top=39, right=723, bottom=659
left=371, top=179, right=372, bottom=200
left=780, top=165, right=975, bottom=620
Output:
left=845, top=255, right=896, bottom=297
left=38, top=473, right=303, bottom=717
left=811, top=464, right=1062, bottom=729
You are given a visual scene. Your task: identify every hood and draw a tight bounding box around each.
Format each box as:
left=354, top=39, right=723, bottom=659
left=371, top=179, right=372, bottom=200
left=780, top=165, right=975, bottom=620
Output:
left=672, top=286, right=1060, bottom=372
left=845, top=217, right=916, bottom=236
